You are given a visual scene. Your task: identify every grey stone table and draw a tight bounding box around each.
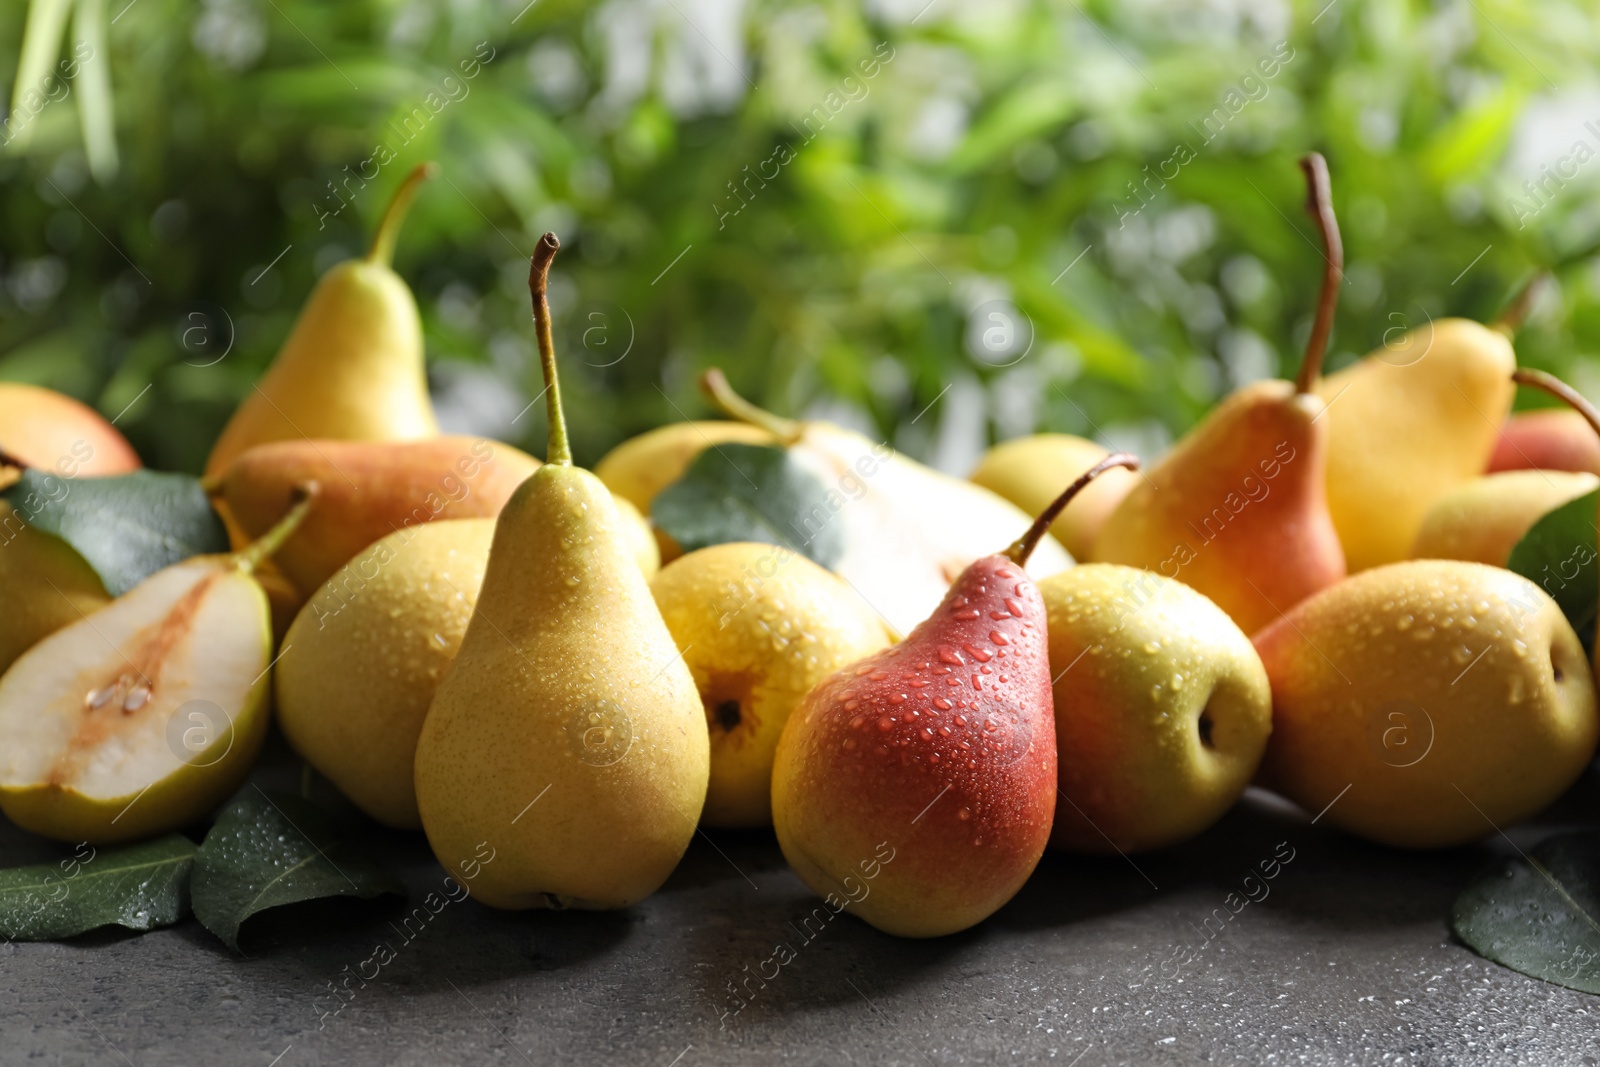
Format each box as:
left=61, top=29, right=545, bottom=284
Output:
left=3, top=736, right=1597, bottom=1067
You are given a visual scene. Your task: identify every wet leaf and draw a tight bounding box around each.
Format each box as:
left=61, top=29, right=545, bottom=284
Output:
left=0, top=836, right=195, bottom=941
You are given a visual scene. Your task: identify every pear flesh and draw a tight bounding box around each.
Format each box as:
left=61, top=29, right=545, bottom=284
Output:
left=0, top=558, right=272, bottom=843
left=413, top=466, right=708, bottom=909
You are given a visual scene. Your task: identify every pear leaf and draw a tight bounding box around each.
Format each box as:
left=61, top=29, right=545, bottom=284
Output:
left=1506, top=487, right=1599, bottom=656
left=191, top=789, right=405, bottom=952
left=0, top=470, right=229, bottom=596
left=0, top=836, right=196, bottom=942
left=1451, top=831, right=1600, bottom=995
left=652, top=443, right=845, bottom=568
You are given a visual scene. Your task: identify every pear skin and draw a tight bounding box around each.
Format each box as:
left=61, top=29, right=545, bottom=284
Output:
left=596, top=421, right=777, bottom=514
left=0, top=382, right=141, bottom=486
left=278, top=519, right=494, bottom=829
left=650, top=542, right=892, bottom=827
left=1411, top=470, right=1598, bottom=566
left=1488, top=408, right=1600, bottom=476
left=1316, top=318, right=1516, bottom=572
left=1255, top=560, right=1598, bottom=848
left=222, top=436, right=539, bottom=595
left=413, top=234, right=707, bottom=910
left=0, top=511, right=110, bottom=673
left=1041, top=564, right=1272, bottom=853
left=969, top=434, right=1137, bottom=560
left=1094, top=382, right=1343, bottom=633
left=205, top=165, right=439, bottom=478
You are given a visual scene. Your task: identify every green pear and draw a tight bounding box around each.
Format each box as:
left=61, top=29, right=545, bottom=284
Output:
left=1411, top=470, right=1598, bottom=566
left=649, top=542, right=892, bottom=827
left=1040, top=563, right=1272, bottom=853
left=205, top=164, right=440, bottom=478
left=0, top=491, right=315, bottom=843
left=1256, top=560, right=1597, bottom=848
left=969, top=434, right=1137, bottom=560
left=413, top=235, right=707, bottom=910
left=277, top=518, right=494, bottom=829
left=0, top=507, right=110, bottom=674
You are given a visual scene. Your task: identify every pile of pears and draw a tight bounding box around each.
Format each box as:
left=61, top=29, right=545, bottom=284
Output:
left=0, top=153, right=1598, bottom=940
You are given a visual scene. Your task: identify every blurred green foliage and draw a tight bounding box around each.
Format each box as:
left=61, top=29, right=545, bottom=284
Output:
left=1, top=0, right=1598, bottom=474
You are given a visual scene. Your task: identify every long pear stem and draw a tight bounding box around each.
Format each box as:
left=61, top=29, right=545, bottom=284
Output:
left=1511, top=368, right=1600, bottom=440
left=1495, top=273, right=1546, bottom=336
left=0, top=446, right=31, bottom=471
left=699, top=369, right=802, bottom=443
left=1296, top=152, right=1343, bottom=395
left=1003, top=452, right=1140, bottom=566
left=529, top=233, right=572, bottom=466
left=366, top=162, right=437, bottom=267
left=236, top=482, right=319, bottom=573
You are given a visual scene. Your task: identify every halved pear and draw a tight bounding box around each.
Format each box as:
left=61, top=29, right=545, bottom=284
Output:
left=0, top=493, right=314, bottom=843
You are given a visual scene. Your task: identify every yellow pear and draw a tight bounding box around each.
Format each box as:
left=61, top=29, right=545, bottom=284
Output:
left=969, top=434, right=1137, bottom=560
left=413, top=235, right=707, bottom=909
left=205, top=164, right=440, bottom=478
left=0, top=518, right=109, bottom=674
left=649, top=542, right=891, bottom=827
left=0, top=491, right=315, bottom=843
left=1040, top=564, right=1272, bottom=853
left=1255, top=560, right=1598, bottom=848
left=277, top=519, right=493, bottom=829
left=596, top=421, right=777, bottom=513
left=1411, top=470, right=1598, bottom=566
left=1316, top=318, right=1516, bottom=572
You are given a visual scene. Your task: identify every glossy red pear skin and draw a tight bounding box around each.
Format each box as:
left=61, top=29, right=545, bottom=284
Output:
left=772, top=554, right=1056, bottom=937
left=1488, top=409, right=1600, bottom=476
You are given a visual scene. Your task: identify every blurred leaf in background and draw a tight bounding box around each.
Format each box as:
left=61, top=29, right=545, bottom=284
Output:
left=0, top=0, right=1597, bottom=475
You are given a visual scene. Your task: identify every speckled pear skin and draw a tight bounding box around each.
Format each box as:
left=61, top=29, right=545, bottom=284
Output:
left=1409, top=470, right=1598, bottom=567
left=771, top=554, right=1056, bottom=938
left=1094, top=380, right=1345, bottom=633
left=1254, top=560, right=1598, bottom=848
left=277, top=518, right=495, bottom=829
left=1041, top=564, right=1272, bottom=854
left=413, top=464, right=708, bottom=910
left=650, top=543, right=892, bottom=828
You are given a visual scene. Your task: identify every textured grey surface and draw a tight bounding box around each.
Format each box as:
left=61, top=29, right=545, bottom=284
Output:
left=3, top=741, right=1597, bottom=1067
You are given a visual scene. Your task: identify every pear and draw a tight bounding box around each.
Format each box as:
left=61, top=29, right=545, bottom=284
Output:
left=277, top=518, right=494, bottom=829
left=219, top=435, right=540, bottom=596
left=969, top=434, right=1138, bottom=560
left=695, top=370, right=1070, bottom=638
left=650, top=542, right=892, bottom=827
left=1489, top=408, right=1600, bottom=476
left=1040, top=563, right=1272, bottom=853
left=0, top=382, right=142, bottom=487
left=612, top=495, right=661, bottom=579
left=204, top=163, right=440, bottom=479
left=1316, top=294, right=1521, bottom=570
left=1094, top=154, right=1346, bottom=633
left=773, top=454, right=1137, bottom=937
left=413, top=235, right=707, bottom=910
left=0, top=490, right=316, bottom=843
left=1411, top=470, right=1598, bottom=566
left=1255, top=560, right=1597, bottom=848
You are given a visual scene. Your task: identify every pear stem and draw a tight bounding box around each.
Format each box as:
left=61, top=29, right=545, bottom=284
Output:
left=529, top=232, right=572, bottom=467
left=235, top=482, right=319, bottom=574
left=366, top=162, right=437, bottom=267
left=1003, top=452, right=1140, bottom=566
left=699, top=369, right=802, bottom=443
left=1511, top=368, right=1600, bottom=440
left=1296, top=152, right=1343, bottom=395
left=1495, top=273, right=1546, bottom=336
left=0, top=446, right=32, bottom=472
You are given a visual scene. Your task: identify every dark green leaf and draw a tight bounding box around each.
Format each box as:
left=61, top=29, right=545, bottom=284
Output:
left=0, top=836, right=196, bottom=942
left=191, top=789, right=405, bottom=952
left=1451, top=831, right=1600, bottom=995
left=0, top=471, right=229, bottom=597
left=1506, top=488, right=1599, bottom=656
left=651, top=443, right=844, bottom=568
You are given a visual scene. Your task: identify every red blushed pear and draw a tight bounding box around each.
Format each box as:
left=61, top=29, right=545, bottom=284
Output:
left=771, top=454, right=1139, bottom=938
left=1093, top=153, right=1346, bottom=633
left=1488, top=408, right=1600, bottom=477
